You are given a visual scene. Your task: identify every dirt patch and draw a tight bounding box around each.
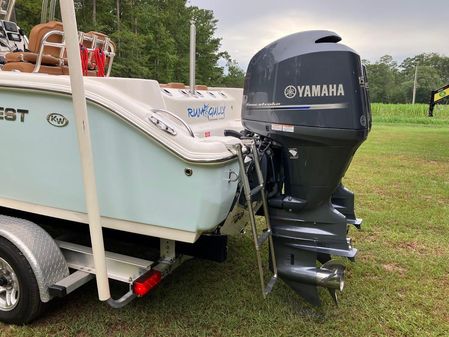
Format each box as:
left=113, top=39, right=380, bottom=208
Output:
left=382, top=263, right=407, bottom=276
left=397, top=241, right=445, bottom=257
left=358, top=230, right=382, bottom=243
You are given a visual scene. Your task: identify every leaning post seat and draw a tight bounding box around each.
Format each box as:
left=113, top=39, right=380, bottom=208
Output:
left=86, top=31, right=116, bottom=76
left=2, top=21, right=65, bottom=74
left=2, top=22, right=115, bottom=77
left=63, top=31, right=115, bottom=76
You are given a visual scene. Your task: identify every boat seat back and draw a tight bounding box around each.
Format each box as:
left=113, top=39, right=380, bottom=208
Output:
left=83, top=31, right=115, bottom=68
left=86, top=31, right=107, bottom=45
left=28, top=21, right=64, bottom=56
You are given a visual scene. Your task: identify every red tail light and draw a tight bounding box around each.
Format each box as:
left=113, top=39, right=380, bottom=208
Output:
left=132, top=270, right=162, bottom=297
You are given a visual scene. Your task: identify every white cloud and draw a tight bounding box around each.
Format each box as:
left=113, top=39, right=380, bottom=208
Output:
left=189, top=0, right=449, bottom=69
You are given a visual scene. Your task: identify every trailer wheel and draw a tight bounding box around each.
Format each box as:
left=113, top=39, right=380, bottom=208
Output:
left=0, top=237, right=45, bottom=325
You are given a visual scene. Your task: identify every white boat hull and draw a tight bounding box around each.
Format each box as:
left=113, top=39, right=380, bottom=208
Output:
left=0, top=74, right=241, bottom=242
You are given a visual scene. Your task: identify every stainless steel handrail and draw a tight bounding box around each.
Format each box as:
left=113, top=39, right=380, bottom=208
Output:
left=150, top=108, right=195, bottom=137
left=33, top=30, right=65, bottom=73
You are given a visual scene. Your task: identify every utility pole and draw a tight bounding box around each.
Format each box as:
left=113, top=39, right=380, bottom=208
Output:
left=116, top=0, right=120, bottom=56
left=116, top=0, right=120, bottom=30
left=412, top=65, right=418, bottom=104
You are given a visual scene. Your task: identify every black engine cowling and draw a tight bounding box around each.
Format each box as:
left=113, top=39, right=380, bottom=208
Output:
left=242, top=30, right=371, bottom=305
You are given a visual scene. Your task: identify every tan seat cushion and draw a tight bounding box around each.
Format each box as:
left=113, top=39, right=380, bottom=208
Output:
left=195, top=85, right=208, bottom=90
left=5, top=52, right=60, bottom=66
left=2, top=62, right=63, bottom=75
left=87, top=31, right=108, bottom=43
left=28, top=21, right=64, bottom=57
left=167, top=82, right=186, bottom=89
left=161, top=84, right=209, bottom=91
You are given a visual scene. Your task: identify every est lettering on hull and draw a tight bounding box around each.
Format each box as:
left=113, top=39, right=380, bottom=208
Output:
left=0, top=108, right=29, bottom=123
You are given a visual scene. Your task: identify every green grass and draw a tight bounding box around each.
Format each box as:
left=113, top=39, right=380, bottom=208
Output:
left=1, top=113, right=449, bottom=336
left=372, top=103, right=449, bottom=125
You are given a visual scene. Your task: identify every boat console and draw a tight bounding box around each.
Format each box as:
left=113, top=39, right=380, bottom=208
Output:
left=0, top=19, right=26, bottom=59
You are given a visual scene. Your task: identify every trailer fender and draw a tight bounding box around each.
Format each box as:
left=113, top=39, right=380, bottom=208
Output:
left=0, top=215, right=69, bottom=302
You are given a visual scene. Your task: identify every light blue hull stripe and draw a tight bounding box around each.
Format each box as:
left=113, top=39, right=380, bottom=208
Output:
left=0, top=89, right=239, bottom=235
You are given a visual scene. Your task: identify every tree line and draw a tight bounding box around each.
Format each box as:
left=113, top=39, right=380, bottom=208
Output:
left=364, top=53, right=449, bottom=104
left=12, top=1, right=449, bottom=96
left=14, top=0, right=246, bottom=87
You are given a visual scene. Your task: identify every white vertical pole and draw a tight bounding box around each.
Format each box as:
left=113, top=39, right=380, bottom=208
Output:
left=5, top=0, right=16, bottom=21
left=412, top=65, right=418, bottom=105
left=189, top=20, right=196, bottom=95
left=40, top=0, right=48, bottom=23
left=49, top=0, right=57, bottom=21
left=59, top=0, right=111, bottom=301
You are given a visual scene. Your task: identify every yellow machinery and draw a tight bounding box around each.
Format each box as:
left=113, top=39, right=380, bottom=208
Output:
left=429, top=84, right=449, bottom=116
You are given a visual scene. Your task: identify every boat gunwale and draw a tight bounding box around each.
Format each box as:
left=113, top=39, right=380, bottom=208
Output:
left=0, top=82, right=240, bottom=166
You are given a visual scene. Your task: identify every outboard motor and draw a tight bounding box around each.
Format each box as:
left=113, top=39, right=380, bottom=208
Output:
left=242, top=31, right=371, bottom=305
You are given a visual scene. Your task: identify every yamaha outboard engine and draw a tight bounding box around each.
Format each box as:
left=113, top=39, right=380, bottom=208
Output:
left=242, top=31, right=371, bottom=305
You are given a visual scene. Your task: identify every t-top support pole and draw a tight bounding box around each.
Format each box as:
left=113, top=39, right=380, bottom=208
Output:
left=59, top=0, right=111, bottom=301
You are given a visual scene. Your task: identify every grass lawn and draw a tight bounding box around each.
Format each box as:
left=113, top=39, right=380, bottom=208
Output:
left=1, top=110, right=448, bottom=336
left=371, top=103, right=449, bottom=124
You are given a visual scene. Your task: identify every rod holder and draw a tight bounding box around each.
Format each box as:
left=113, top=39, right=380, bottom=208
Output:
left=189, top=20, right=196, bottom=95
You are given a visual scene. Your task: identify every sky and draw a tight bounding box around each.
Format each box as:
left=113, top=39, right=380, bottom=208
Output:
left=188, top=0, right=449, bottom=70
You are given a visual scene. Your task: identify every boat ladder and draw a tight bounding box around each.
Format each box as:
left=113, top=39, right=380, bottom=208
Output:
left=234, top=140, right=278, bottom=298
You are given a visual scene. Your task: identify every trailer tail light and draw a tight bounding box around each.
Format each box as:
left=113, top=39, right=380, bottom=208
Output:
left=132, top=270, right=162, bottom=297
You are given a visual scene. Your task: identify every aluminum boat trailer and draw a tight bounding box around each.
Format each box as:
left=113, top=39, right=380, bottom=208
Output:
left=0, top=0, right=370, bottom=324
